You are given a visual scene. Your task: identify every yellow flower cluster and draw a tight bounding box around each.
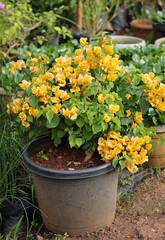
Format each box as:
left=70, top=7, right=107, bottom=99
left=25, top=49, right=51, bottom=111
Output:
left=8, top=37, right=125, bottom=128
left=9, top=60, right=26, bottom=73
left=63, top=106, right=78, bottom=120
left=98, top=131, right=151, bottom=173
left=141, top=73, right=165, bottom=111
left=7, top=97, right=38, bottom=127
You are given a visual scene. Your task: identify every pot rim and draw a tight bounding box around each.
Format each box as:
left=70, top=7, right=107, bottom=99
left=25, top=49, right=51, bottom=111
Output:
left=23, top=136, right=115, bottom=180
left=130, top=19, right=153, bottom=29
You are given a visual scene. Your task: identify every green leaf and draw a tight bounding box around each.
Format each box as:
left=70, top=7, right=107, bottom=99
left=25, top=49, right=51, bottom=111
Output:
left=64, top=118, right=74, bottom=126
left=153, top=63, right=161, bottom=74
left=92, top=123, right=102, bottom=134
left=112, top=158, right=119, bottom=168
left=140, top=98, right=150, bottom=114
left=57, top=130, right=65, bottom=138
left=83, top=127, right=93, bottom=140
left=46, top=110, right=53, bottom=123
left=124, top=155, right=133, bottom=162
left=37, top=150, right=49, bottom=160
left=29, top=95, right=38, bottom=107
left=95, top=73, right=102, bottom=81
left=111, top=117, right=121, bottom=129
left=37, top=110, right=43, bottom=119
left=54, top=136, right=62, bottom=146
left=157, top=137, right=165, bottom=148
left=101, top=121, right=108, bottom=131
left=121, top=117, right=131, bottom=126
left=26, top=85, right=32, bottom=95
left=74, top=162, right=81, bottom=165
left=75, top=138, right=83, bottom=147
left=69, top=135, right=76, bottom=148
left=76, top=116, right=85, bottom=128
left=27, top=115, right=33, bottom=122
left=119, top=160, right=125, bottom=170
left=87, top=111, right=94, bottom=124
left=46, top=115, right=60, bottom=128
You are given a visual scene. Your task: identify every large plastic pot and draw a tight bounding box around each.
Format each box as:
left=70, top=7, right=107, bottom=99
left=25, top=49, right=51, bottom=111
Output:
left=147, top=125, right=165, bottom=169
left=111, top=35, right=146, bottom=49
left=153, top=23, right=165, bottom=38
left=155, top=37, right=165, bottom=46
left=23, top=136, right=118, bottom=236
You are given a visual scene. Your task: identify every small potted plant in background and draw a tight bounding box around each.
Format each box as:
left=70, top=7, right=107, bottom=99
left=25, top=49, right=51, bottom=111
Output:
left=147, top=8, right=165, bottom=38
left=74, top=0, right=120, bottom=41
left=130, top=0, right=156, bottom=41
left=7, top=33, right=164, bottom=236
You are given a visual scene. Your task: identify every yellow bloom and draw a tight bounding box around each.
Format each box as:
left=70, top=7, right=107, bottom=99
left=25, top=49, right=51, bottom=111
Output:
left=126, top=78, right=131, bottom=83
left=125, top=94, right=131, bottom=99
left=80, top=37, right=88, bottom=48
left=104, top=45, right=114, bottom=55
left=27, top=52, right=32, bottom=58
left=94, top=47, right=102, bottom=56
left=109, top=104, right=120, bottom=113
left=132, top=123, right=137, bottom=128
left=19, top=80, right=31, bottom=90
left=75, top=49, right=83, bottom=56
left=51, top=104, right=61, bottom=114
left=103, top=114, right=111, bottom=123
left=125, top=161, right=138, bottom=173
left=145, top=144, right=152, bottom=150
left=22, top=121, right=30, bottom=128
left=143, top=136, right=151, bottom=143
left=134, top=112, right=143, bottom=124
left=98, top=94, right=104, bottom=104
left=126, top=110, right=131, bottom=117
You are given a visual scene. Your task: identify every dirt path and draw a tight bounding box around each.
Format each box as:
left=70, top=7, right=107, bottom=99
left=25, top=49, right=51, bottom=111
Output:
left=25, top=170, right=165, bottom=240
left=69, top=170, right=165, bottom=240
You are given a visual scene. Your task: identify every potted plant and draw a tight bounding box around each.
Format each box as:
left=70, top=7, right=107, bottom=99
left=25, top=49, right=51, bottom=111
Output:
left=111, top=35, right=146, bottom=49
left=155, top=36, right=165, bottom=45
left=129, top=0, right=156, bottom=41
left=140, top=72, right=165, bottom=168
left=147, top=9, right=165, bottom=38
left=74, top=0, right=120, bottom=42
left=7, top=33, right=159, bottom=236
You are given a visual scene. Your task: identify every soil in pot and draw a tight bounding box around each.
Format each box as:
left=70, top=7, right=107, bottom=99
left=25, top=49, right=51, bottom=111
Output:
left=30, top=142, right=104, bottom=170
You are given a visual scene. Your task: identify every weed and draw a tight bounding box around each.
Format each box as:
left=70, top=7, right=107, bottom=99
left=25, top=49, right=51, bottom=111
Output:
left=146, top=205, right=155, bottom=215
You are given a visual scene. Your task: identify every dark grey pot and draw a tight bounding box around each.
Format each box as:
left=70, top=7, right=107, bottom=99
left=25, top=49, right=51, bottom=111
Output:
left=23, top=136, right=118, bottom=236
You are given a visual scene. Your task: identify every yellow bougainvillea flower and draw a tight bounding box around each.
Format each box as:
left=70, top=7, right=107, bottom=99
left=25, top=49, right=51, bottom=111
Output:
left=126, top=110, right=131, bottom=117
left=109, top=104, right=120, bottom=114
left=126, top=77, right=131, bottom=83
left=105, top=44, right=114, bottom=55
left=94, top=46, right=102, bottom=56
left=75, top=49, right=83, bottom=56
left=80, top=37, right=88, bottom=48
left=125, top=94, right=131, bottom=100
left=134, top=112, right=143, bottom=124
left=132, top=123, right=137, bottom=128
left=19, top=80, right=31, bottom=90
left=27, top=52, right=32, bottom=58
left=103, top=114, right=111, bottom=123
left=98, top=94, right=105, bottom=104
left=9, top=60, right=26, bottom=73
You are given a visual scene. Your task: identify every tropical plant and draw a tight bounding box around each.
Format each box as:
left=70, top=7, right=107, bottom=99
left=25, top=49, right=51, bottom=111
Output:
left=147, top=9, right=165, bottom=24
left=7, top=33, right=165, bottom=173
left=0, top=40, right=80, bottom=92
left=79, top=0, right=121, bottom=37
left=0, top=0, right=73, bottom=63
left=116, top=44, right=165, bottom=127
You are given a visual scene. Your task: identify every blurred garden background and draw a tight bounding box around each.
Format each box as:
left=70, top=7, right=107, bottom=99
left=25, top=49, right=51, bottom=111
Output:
left=0, top=0, right=165, bottom=239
